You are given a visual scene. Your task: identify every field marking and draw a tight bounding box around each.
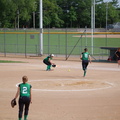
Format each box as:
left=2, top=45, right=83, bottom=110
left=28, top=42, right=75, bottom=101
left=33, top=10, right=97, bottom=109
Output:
left=16, top=79, right=114, bottom=92
left=1, top=63, right=120, bottom=72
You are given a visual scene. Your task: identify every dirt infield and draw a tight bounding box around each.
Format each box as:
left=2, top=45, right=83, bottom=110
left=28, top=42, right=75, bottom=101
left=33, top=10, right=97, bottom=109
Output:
left=0, top=57, right=120, bottom=120
left=74, top=34, right=120, bottom=38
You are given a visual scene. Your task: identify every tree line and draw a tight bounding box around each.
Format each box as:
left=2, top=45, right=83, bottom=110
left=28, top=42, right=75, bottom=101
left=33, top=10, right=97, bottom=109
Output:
left=0, top=0, right=120, bottom=28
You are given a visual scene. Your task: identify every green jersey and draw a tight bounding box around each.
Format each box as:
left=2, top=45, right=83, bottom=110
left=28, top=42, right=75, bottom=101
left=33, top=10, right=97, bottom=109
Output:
left=44, top=56, right=52, bottom=61
left=81, top=52, right=90, bottom=60
left=19, top=83, right=32, bottom=97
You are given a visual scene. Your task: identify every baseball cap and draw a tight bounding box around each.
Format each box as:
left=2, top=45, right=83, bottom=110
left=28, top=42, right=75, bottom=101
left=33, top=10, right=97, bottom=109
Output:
left=51, top=54, right=54, bottom=57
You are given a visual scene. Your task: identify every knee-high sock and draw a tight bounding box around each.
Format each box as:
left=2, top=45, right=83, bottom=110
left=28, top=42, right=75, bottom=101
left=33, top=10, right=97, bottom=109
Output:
left=84, top=70, right=86, bottom=77
left=24, top=115, right=28, bottom=120
left=47, top=65, right=51, bottom=70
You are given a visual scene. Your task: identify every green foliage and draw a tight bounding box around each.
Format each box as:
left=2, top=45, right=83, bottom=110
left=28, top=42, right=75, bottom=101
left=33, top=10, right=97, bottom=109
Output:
left=0, top=0, right=119, bottom=28
left=68, top=6, right=77, bottom=27
left=0, top=0, right=37, bottom=28
left=42, top=0, right=64, bottom=27
left=96, top=1, right=120, bottom=28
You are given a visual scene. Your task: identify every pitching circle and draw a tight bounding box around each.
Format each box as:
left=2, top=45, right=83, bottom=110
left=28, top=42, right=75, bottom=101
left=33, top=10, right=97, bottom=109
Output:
left=16, top=79, right=114, bottom=92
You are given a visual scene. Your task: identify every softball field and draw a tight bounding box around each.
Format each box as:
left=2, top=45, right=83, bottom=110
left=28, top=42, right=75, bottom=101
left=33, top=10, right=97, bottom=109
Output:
left=0, top=56, right=120, bottom=120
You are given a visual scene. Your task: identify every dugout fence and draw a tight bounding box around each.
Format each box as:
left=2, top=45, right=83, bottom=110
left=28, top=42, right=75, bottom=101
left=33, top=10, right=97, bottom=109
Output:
left=0, top=28, right=120, bottom=61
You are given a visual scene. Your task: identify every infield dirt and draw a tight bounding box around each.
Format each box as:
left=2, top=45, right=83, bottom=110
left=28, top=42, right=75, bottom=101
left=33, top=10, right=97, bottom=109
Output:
left=0, top=57, right=120, bottom=120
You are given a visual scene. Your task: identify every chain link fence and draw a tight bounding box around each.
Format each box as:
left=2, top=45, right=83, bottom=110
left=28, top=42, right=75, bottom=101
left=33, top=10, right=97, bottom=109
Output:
left=0, top=28, right=120, bottom=61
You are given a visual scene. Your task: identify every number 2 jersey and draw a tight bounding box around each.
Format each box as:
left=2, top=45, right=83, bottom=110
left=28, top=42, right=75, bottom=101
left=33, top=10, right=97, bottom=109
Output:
left=19, top=83, right=32, bottom=97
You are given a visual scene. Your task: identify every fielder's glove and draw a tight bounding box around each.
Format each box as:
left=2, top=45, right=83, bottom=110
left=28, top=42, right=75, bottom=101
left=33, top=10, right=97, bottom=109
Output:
left=11, top=98, right=17, bottom=108
left=52, top=64, right=56, bottom=67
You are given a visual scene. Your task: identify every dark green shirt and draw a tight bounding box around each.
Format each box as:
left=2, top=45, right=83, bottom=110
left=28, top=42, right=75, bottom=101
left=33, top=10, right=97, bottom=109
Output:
left=81, top=52, right=90, bottom=60
left=44, top=56, right=52, bottom=62
left=19, top=83, right=32, bottom=97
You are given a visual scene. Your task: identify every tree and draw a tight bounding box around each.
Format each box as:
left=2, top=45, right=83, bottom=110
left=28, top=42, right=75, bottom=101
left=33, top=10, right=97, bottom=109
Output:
left=0, top=0, right=119, bottom=28
left=68, top=6, right=77, bottom=27
left=0, top=0, right=17, bottom=27
left=56, top=0, right=91, bottom=28
left=75, top=0, right=91, bottom=28
left=0, top=0, right=37, bottom=28
left=12, top=0, right=37, bottom=28
left=96, top=1, right=120, bottom=28
left=42, top=0, right=63, bottom=28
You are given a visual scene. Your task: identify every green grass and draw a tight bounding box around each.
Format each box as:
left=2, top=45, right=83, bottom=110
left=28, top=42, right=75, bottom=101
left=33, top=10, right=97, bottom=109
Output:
left=0, top=60, right=24, bottom=63
left=0, top=31, right=120, bottom=55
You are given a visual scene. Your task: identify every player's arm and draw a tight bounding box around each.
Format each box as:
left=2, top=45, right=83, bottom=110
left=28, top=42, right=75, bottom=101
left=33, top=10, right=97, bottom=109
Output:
left=48, top=58, right=55, bottom=65
left=30, top=87, right=32, bottom=103
left=80, top=53, right=83, bottom=60
left=14, top=86, right=20, bottom=99
left=88, top=55, right=92, bottom=63
left=48, top=58, right=52, bottom=64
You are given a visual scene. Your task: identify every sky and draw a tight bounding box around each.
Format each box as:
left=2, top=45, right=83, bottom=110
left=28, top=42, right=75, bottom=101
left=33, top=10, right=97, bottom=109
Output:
left=104, top=0, right=120, bottom=6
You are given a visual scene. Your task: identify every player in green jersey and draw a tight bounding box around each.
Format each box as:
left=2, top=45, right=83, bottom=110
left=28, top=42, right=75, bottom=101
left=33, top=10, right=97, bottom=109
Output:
left=80, top=48, right=91, bottom=77
left=14, top=76, right=32, bottom=120
left=43, top=54, right=55, bottom=71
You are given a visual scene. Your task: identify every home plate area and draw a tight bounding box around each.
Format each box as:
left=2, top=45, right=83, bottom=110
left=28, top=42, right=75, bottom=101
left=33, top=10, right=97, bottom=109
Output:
left=28, top=79, right=113, bottom=91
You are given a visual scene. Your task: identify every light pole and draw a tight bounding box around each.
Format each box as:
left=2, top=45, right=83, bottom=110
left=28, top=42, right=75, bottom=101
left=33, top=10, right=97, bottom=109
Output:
left=106, top=2, right=108, bottom=46
left=91, top=0, right=95, bottom=55
left=39, top=0, right=43, bottom=55
left=106, top=2, right=108, bottom=32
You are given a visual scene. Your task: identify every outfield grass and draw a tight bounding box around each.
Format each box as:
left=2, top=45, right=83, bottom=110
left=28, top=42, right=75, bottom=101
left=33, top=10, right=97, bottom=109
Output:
left=0, top=60, right=24, bottom=63
left=0, top=31, right=120, bottom=55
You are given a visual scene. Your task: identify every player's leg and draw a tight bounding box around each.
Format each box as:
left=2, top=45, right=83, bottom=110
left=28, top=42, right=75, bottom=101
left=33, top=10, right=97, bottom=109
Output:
left=24, top=97, right=30, bottom=120
left=82, top=61, right=86, bottom=77
left=82, top=60, right=88, bottom=77
left=82, top=61, right=85, bottom=71
left=84, top=62, right=88, bottom=77
left=47, top=65, right=52, bottom=70
left=19, top=97, right=24, bottom=120
left=43, top=60, right=51, bottom=70
left=118, top=59, right=120, bottom=67
left=46, top=62, right=51, bottom=70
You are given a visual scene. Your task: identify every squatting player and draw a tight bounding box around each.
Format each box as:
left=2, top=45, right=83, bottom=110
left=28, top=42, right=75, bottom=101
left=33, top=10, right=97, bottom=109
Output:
left=43, top=54, right=55, bottom=71
left=14, top=76, right=32, bottom=120
left=80, top=48, right=91, bottom=77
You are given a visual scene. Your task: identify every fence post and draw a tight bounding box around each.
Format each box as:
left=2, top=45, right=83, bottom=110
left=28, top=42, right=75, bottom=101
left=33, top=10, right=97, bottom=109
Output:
left=36, top=45, right=38, bottom=55
left=4, top=29, right=6, bottom=57
left=25, top=30, right=27, bottom=58
left=48, top=28, right=50, bottom=55
left=58, top=34, right=60, bottom=54
left=65, top=28, right=68, bottom=60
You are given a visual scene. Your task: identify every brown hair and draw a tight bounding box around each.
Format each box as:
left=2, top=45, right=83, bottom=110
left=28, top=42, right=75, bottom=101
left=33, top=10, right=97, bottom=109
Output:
left=84, top=48, right=88, bottom=52
left=22, top=76, right=28, bottom=84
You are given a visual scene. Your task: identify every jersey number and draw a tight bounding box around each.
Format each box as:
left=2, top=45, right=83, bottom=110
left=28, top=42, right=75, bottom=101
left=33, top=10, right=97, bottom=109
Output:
left=22, top=87, right=27, bottom=94
left=84, top=54, right=88, bottom=58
